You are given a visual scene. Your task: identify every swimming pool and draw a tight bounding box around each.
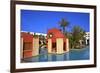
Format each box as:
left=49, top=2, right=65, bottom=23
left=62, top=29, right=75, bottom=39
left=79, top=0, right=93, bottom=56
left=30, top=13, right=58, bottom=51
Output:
left=22, top=46, right=89, bottom=62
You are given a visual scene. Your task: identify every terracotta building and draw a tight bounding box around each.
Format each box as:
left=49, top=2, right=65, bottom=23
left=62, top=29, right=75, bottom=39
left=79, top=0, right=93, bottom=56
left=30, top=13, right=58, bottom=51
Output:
left=47, top=28, right=69, bottom=54
left=21, top=28, right=69, bottom=59
left=21, top=32, right=39, bottom=59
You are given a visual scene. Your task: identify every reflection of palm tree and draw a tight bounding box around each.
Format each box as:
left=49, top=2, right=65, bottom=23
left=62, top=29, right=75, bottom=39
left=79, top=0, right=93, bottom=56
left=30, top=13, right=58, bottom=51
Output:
left=69, top=26, right=86, bottom=49
left=59, top=18, right=69, bottom=34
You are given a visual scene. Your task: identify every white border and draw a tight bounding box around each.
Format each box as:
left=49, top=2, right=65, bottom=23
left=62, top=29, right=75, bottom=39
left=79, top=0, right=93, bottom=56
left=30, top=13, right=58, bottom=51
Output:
left=16, top=4, right=94, bottom=69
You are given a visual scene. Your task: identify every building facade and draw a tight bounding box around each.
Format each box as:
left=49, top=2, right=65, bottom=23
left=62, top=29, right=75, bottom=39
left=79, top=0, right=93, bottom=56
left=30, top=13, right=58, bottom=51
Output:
left=21, top=32, right=39, bottom=59
left=85, top=32, right=90, bottom=45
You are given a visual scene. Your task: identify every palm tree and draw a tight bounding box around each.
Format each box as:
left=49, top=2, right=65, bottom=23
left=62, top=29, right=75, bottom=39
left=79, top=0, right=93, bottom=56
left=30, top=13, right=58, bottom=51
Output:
left=70, top=25, right=86, bottom=49
left=59, top=18, right=69, bottom=34
left=33, top=33, right=39, bottom=38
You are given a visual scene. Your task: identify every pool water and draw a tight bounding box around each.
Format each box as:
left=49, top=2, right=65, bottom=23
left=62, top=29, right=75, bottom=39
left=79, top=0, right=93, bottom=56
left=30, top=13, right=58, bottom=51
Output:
left=22, top=46, right=89, bottom=62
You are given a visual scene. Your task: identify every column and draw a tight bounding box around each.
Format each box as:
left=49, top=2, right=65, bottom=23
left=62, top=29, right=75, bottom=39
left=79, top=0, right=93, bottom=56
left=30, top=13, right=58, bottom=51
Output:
left=48, top=39, right=52, bottom=53
left=66, top=38, right=69, bottom=52
left=56, top=38, right=63, bottom=54
left=32, top=37, right=39, bottom=56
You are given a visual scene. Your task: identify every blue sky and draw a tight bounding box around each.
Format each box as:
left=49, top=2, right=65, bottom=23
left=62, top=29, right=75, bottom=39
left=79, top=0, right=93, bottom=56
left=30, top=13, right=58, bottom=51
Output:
left=21, top=10, right=90, bottom=34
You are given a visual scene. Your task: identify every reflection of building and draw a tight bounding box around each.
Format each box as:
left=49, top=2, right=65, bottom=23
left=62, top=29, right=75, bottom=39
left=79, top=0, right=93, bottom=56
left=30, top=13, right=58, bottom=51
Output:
left=21, top=32, right=39, bottom=59
left=84, top=32, right=90, bottom=45
left=47, top=28, right=69, bottom=54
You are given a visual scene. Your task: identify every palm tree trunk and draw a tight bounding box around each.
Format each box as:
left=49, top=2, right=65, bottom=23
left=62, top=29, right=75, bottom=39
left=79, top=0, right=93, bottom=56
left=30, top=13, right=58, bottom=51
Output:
left=63, top=27, right=65, bottom=34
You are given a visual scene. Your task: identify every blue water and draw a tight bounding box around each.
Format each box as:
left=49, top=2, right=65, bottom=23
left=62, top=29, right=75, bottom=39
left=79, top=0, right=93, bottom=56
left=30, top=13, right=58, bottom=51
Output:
left=22, top=46, right=89, bottom=62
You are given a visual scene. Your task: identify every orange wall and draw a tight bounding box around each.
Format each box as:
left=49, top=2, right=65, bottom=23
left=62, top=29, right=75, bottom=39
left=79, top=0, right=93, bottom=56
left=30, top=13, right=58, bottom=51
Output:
left=23, top=50, right=32, bottom=58
left=21, top=32, right=33, bottom=58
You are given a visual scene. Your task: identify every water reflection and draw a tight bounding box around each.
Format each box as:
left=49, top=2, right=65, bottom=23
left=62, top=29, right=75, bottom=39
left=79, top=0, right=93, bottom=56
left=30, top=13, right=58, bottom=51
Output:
left=22, top=47, right=89, bottom=62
